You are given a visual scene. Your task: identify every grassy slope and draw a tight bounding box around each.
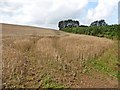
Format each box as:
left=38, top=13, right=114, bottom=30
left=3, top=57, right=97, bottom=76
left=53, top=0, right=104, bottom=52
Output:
left=2, top=24, right=118, bottom=88
left=83, top=40, right=118, bottom=77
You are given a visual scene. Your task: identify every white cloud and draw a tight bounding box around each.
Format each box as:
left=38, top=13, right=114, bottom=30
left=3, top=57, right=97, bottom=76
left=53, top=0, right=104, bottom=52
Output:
left=0, top=0, right=119, bottom=29
left=86, top=0, right=119, bottom=25
left=0, top=0, right=88, bottom=29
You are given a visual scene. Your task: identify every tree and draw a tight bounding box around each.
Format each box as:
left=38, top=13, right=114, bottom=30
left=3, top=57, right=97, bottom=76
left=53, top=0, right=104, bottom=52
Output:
left=58, top=19, right=80, bottom=30
left=90, top=19, right=108, bottom=26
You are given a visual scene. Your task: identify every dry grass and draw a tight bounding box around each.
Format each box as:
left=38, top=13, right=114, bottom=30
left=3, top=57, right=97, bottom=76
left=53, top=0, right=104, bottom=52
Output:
left=1, top=23, right=118, bottom=88
left=1, top=23, right=68, bottom=37
left=2, top=35, right=117, bottom=88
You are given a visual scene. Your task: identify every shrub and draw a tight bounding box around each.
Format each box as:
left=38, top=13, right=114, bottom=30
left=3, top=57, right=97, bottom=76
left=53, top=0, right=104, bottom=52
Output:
left=62, top=25, right=119, bottom=39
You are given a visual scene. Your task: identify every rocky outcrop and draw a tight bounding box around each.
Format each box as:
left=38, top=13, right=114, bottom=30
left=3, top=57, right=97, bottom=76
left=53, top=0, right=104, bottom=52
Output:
left=58, top=19, right=79, bottom=30
left=90, top=20, right=108, bottom=26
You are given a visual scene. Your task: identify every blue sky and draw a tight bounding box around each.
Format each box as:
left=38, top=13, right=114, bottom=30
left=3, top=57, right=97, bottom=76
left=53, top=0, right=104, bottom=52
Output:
left=0, top=0, right=119, bottom=29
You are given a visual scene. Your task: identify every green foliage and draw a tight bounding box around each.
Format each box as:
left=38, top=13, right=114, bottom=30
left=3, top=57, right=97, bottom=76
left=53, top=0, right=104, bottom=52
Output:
left=42, top=75, right=64, bottom=88
left=82, top=43, right=118, bottom=78
left=62, top=25, right=119, bottom=39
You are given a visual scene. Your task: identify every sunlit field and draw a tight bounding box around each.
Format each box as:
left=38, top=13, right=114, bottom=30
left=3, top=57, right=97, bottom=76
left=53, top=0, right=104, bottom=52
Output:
left=2, top=24, right=118, bottom=88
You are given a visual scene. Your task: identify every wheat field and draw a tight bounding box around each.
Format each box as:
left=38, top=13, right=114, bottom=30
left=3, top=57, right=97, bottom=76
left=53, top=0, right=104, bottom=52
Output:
left=1, top=23, right=118, bottom=88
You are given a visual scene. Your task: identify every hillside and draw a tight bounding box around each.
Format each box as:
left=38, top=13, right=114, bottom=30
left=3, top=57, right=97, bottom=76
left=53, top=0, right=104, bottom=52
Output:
left=1, top=23, right=68, bottom=37
left=1, top=23, right=118, bottom=88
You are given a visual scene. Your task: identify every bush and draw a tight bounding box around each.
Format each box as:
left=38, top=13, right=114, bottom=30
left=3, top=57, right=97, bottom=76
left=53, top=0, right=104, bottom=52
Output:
left=62, top=25, right=119, bottom=39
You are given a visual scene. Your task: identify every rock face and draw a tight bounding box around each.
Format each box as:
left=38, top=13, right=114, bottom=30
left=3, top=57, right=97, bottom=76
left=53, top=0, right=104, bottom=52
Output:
left=90, top=20, right=108, bottom=26
left=58, top=19, right=79, bottom=30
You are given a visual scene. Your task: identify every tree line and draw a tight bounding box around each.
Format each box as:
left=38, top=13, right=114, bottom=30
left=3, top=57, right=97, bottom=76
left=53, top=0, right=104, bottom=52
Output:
left=58, top=19, right=108, bottom=30
left=58, top=19, right=119, bottom=39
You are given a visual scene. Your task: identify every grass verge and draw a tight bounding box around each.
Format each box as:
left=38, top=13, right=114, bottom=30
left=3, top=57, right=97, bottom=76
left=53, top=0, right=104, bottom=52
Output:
left=82, top=41, right=118, bottom=78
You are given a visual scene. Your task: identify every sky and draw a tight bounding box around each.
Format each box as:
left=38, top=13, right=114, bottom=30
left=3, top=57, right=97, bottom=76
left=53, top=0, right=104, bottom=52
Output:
left=119, top=1, right=120, bottom=24
left=0, top=0, right=119, bottom=29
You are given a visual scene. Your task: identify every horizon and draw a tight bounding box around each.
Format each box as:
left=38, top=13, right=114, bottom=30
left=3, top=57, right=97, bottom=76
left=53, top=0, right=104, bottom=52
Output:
left=0, top=0, right=119, bottom=29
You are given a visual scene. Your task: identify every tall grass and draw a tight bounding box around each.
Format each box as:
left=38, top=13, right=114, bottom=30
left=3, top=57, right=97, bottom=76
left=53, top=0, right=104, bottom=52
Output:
left=2, top=35, right=117, bottom=88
